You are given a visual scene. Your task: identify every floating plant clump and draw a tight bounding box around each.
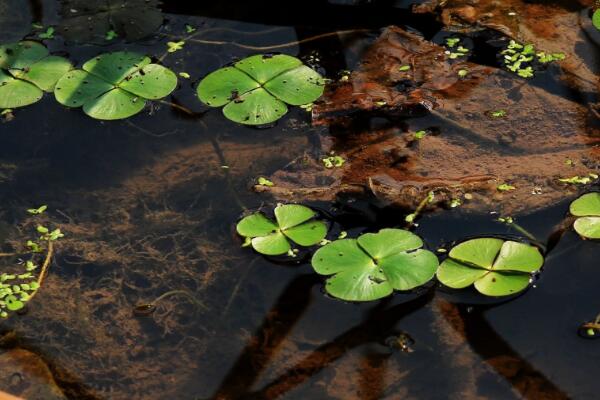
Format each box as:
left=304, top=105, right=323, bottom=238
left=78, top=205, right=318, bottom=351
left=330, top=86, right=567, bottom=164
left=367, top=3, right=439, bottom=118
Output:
left=437, top=238, right=544, bottom=297
left=54, top=51, right=177, bottom=120
left=197, top=54, right=324, bottom=125
left=500, top=40, right=564, bottom=78
left=1, top=205, right=64, bottom=318
left=0, top=41, right=72, bottom=109
left=311, top=229, right=438, bottom=302
left=569, top=192, right=600, bottom=239
left=236, top=204, right=327, bottom=256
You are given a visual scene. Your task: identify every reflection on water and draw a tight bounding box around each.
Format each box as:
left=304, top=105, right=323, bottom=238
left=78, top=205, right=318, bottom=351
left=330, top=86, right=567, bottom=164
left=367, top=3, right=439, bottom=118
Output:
left=0, top=0, right=598, bottom=399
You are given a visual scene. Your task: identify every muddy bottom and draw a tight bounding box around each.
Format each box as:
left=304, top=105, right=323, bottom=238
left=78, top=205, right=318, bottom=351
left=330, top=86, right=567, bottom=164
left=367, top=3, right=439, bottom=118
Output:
left=0, top=1, right=599, bottom=399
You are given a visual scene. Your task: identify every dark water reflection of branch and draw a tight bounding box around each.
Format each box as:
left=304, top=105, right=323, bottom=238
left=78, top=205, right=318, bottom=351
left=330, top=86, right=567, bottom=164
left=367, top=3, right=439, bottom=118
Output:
left=443, top=300, right=570, bottom=400
left=240, top=291, right=434, bottom=400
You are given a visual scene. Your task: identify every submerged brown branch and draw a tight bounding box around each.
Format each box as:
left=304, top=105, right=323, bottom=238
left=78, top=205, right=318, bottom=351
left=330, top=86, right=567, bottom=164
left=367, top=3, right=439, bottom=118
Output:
left=28, top=240, right=53, bottom=302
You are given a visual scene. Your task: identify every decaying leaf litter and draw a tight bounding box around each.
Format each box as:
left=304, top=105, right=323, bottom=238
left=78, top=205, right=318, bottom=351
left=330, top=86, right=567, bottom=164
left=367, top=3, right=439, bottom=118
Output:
left=259, top=2, right=599, bottom=215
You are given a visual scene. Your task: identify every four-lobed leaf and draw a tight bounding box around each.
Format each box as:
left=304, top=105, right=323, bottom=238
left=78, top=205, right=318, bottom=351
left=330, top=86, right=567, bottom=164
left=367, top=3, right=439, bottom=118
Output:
left=54, top=51, right=177, bottom=120
left=0, top=41, right=72, bottom=108
left=570, top=192, right=600, bottom=239
left=437, top=238, right=543, bottom=297
left=197, top=54, right=324, bottom=125
left=311, top=229, right=438, bottom=302
left=236, top=204, right=327, bottom=256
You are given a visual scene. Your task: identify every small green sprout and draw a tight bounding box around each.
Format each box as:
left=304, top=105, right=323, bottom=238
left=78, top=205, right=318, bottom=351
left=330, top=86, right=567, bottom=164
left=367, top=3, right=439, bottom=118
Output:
left=517, top=67, right=534, bottom=78
left=167, top=41, right=185, bottom=53
left=445, top=38, right=470, bottom=59
left=565, top=158, right=575, bottom=166
left=38, top=27, right=55, bottom=40
left=339, top=70, right=351, bottom=82
left=414, top=130, right=427, bottom=139
left=179, top=72, right=191, bottom=79
left=375, top=100, right=387, bottom=107
left=257, top=177, right=274, bottom=187
left=322, top=156, right=345, bottom=169
left=338, top=231, right=348, bottom=239
left=450, top=198, right=462, bottom=208
left=497, top=216, right=514, bottom=224
left=27, top=205, right=47, bottom=215
left=445, top=37, right=460, bottom=48
left=36, top=225, right=49, bottom=234
left=105, top=30, right=118, bottom=40
left=490, top=109, right=507, bottom=118
left=300, top=103, right=314, bottom=112
left=537, top=52, right=565, bottom=63
left=399, top=65, right=411, bottom=72
left=31, top=22, right=44, bottom=29
left=185, top=24, right=196, bottom=33
left=457, top=69, right=468, bottom=77
left=26, top=240, right=41, bottom=253
left=497, top=183, right=516, bottom=192
left=558, top=174, right=598, bottom=185
left=405, top=191, right=435, bottom=223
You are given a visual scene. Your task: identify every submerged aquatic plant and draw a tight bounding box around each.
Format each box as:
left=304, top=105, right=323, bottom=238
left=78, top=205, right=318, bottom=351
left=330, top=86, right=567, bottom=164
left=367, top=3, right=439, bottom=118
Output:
left=236, top=204, right=327, bottom=256
left=569, top=192, right=600, bottom=239
left=0, top=41, right=71, bottom=109
left=1, top=205, right=64, bottom=318
left=54, top=51, right=177, bottom=120
left=197, top=54, right=324, bottom=125
left=311, top=229, right=438, bottom=302
left=437, top=238, right=543, bottom=297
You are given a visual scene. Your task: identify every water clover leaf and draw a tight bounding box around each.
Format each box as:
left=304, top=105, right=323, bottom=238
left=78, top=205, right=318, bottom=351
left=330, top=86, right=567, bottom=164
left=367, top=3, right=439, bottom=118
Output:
left=167, top=41, right=185, bottom=53
left=311, top=229, right=438, bottom=302
left=54, top=51, right=177, bottom=120
left=236, top=204, right=327, bottom=255
left=593, top=9, right=600, bottom=31
left=197, top=54, right=325, bottom=125
left=569, top=192, right=600, bottom=239
left=0, top=41, right=72, bottom=109
left=437, top=238, right=543, bottom=297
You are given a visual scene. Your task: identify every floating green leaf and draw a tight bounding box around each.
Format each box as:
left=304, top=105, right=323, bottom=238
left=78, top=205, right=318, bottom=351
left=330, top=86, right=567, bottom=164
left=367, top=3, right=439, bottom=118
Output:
left=570, top=192, right=600, bottom=239
left=236, top=204, right=327, bottom=256
left=437, top=238, right=543, bottom=297
left=54, top=51, right=177, bottom=120
left=593, top=9, right=600, bottom=31
left=311, top=229, right=438, bottom=302
left=197, top=54, right=324, bottom=125
left=0, top=41, right=71, bottom=109
left=38, top=27, right=55, bottom=40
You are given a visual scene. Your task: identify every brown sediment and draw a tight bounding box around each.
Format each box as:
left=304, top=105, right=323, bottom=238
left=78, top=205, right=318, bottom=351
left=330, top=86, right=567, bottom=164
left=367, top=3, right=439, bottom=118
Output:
left=1, top=133, right=310, bottom=400
left=259, top=24, right=599, bottom=214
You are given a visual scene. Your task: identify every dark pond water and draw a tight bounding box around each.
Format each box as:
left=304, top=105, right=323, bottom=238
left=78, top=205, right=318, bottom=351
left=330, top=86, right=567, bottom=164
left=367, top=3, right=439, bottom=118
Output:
left=0, top=1, right=599, bottom=399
